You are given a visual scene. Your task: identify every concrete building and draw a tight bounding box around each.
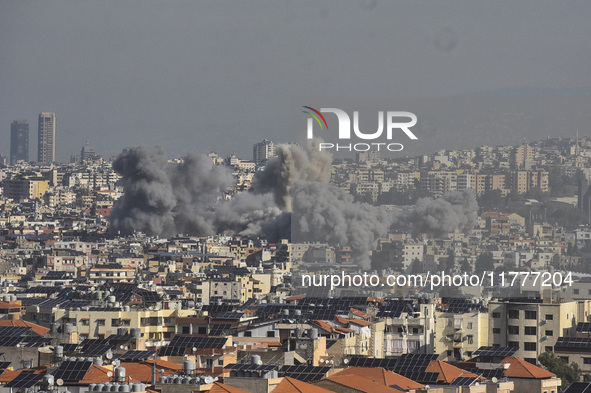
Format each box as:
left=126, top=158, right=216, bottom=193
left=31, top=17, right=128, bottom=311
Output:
left=38, top=112, right=56, bottom=163
left=10, top=120, right=29, bottom=165
left=253, top=139, right=275, bottom=166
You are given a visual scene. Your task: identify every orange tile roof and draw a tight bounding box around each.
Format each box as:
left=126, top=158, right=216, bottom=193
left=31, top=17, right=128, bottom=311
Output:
left=426, top=361, right=480, bottom=383
left=118, top=360, right=184, bottom=383
left=334, top=315, right=350, bottom=325
left=330, top=367, right=425, bottom=390
left=501, top=357, right=556, bottom=379
left=79, top=365, right=112, bottom=384
left=209, top=382, right=251, bottom=393
left=144, top=359, right=183, bottom=371
left=273, top=376, right=334, bottom=393
left=350, top=319, right=372, bottom=327
left=350, top=308, right=370, bottom=318
left=0, top=319, right=50, bottom=336
left=324, top=374, right=403, bottom=393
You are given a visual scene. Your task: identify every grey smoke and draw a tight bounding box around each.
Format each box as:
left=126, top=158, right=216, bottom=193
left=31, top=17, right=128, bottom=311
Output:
left=290, top=183, right=478, bottom=269
left=395, top=189, right=478, bottom=237
left=111, top=146, right=478, bottom=270
left=110, top=147, right=284, bottom=237
left=291, top=181, right=391, bottom=269
left=250, top=139, right=332, bottom=210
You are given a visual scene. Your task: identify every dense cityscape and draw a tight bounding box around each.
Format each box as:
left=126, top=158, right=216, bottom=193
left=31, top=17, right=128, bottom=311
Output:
left=2, top=113, right=591, bottom=393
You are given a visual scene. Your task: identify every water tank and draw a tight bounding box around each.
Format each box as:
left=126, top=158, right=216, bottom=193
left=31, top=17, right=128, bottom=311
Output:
left=187, top=300, right=195, bottom=308
left=102, top=383, right=111, bottom=391
left=93, top=357, right=103, bottom=366
left=174, top=376, right=182, bottom=384
left=10, top=295, right=17, bottom=302
left=123, top=305, right=131, bottom=312
left=110, top=384, right=119, bottom=391
left=283, top=309, right=289, bottom=316
left=54, top=345, right=64, bottom=358
left=96, top=384, right=104, bottom=392
left=88, top=384, right=97, bottom=391
left=294, top=309, right=302, bottom=316
left=64, top=323, right=74, bottom=334
left=115, top=367, right=126, bottom=383
left=120, top=384, right=130, bottom=392
left=130, top=328, right=141, bottom=339
left=251, top=355, right=262, bottom=365
left=43, top=374, right=54, bottom=387
left=139, top=383, right=146, bottom=392
left=159, top=376, right=169, bottom=384
left=117, top=328, right=128, bottom=336
left=171, top=376, right=179, bottom=384
left=183, top=360, right=195, bottom=375
left=108, top=296, right=116, bottom=303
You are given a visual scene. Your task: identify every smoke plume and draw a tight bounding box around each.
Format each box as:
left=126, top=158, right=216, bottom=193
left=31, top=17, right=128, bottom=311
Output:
left=110, top=147, right=284, bottom=237
left=250, top=139, right=332, bottom=210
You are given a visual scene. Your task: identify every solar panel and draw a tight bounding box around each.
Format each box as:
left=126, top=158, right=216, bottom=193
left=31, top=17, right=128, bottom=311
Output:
left=113, top=350, right=157, bottom=360
left=555, top=337, right=591, bottom=351
left=280, top=365, right=331, bottom=381
left=0, top=362, right=11, bottom=369
left=451, top=377, right=478, bottom=386
left=61, top=343, right=79, bottom=353
left=5, top=370, right=43, bottom=388
left=157, top=336, right=227, bottom=356
left=80, top=344, right=111, bottom=356
left=225, top=363, right=278, bottom=372
left=22, top=337, right=53, bottom=347
left=54, top=360, right=92, bottom=382
left=209, top=324, right=232, bottom=336
left=473, top=346, right=518, bottom=357
left=577, top=323, right=591, bottom=333
left=0, top=336, right=25, bottom=347
left=0, top=326, right=31, bottom=337
left=564, top=382, right=591, bottom=393
left=216, top=312, right=244, bottom=320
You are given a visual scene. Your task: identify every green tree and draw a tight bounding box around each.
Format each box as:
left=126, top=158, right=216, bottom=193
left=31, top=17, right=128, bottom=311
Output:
left=538, top=351, right=581, bottom=390
left=475, top=252, right=495, bottom=273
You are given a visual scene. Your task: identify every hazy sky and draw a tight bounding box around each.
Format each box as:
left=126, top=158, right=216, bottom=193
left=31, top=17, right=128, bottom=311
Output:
left=2, top=1, right=591, bottom=162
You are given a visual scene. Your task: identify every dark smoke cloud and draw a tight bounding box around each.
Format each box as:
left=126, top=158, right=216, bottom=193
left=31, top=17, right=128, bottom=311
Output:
left=111, top=146, right=478, bottom=271
left=110, top=147, right=177, bottom=236
left=395, top=189, right=478, bottom=237
left=110, top=147, right=284, bottom=237
left=250, top=139, right=331, bottom=210
left=291, top=181, right=391, bottom=269
left=290, top=184, right=478, bottom=269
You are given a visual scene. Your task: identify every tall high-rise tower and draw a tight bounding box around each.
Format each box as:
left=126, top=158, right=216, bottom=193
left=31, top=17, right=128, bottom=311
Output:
left=253, top=139, right=275, bottom=166
left=10, top=120, right=29, bottom=165
left=38, top=112, right=56, bottom=163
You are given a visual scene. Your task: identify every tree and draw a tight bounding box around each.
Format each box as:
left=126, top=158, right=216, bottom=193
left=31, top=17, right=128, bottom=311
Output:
left=410, top=258, right=424, bottom=274
left=460, top=257, right=472, bottom=273
left=475, top=252, right=495, bottom=273
left=441, top=249, right=456, bottom=272
left=478, top=189, right=505, bottom=212
left=539, top=351, right=581, bottom=390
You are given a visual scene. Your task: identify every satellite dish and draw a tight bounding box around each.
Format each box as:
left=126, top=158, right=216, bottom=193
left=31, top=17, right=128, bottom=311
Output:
left=492, top=377, right=498, bottom=383
left=192, top=347, right=197, bottom=352
left=343, top=359, right=349, bottom=364
left=203, top=376, right=214, bottom=384
left=107, top=372, right=113, bottom=378
left=319, top=359, right=325, bottom=364
left=335, top=360, right=341, bottom=367
left=120, top=345, right=125, bottom=349
left=106, top=352, right=113, bottom=360
left=56, top=379, right=64, bottom=386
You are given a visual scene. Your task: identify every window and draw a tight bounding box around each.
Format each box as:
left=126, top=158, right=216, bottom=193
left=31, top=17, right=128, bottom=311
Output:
left=163, top=332, right=171, bottom=339
left=81, top=319, right=90, bottom=326
left=508, top=310, right=519, bottom=319
left=545, top=330, right=553, bottom=336
left=508, top=341, right=519, bottom=348
left=412, top=328, right=419, bottom=334
left=574, top=289, right=580, bottom=294
left=198, top=327, right=207, bottom=335
left=447, top=350, right=452, bottom=356
left=467, top=322, right=473, bottom=329
left=266, top=331, right=275, bottom=338
left=97, top=319, right=105, bottom=326
left=559, top=356, right=569, bottom=363
left=525, top=311, right=537, bottom=320
left=218, top=359, right=224, bottom=366
left=545, top=314, right=554, bottom=320
left=525, top=326, right=537, bottom=335
left=525, top=358, right=537, bottom=364
left=182, top=326, right=190, bottom=334
left=492, top=312, right=501, bottom=319
left=584, top=358, right=591, bottom=365
left=524, top=342, right=537, bottom=351
left=244, top=331, right=252, bottom=337
left=493, top=328, right=501, bottom=334
left=508, top=326, right=519, bottom=335
left=545, top=346, right=553, bottom=352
